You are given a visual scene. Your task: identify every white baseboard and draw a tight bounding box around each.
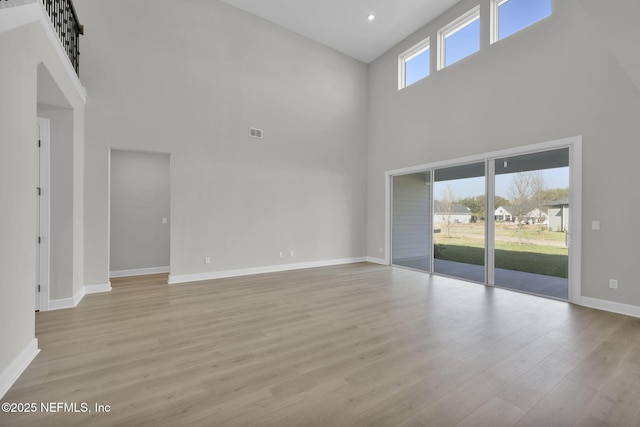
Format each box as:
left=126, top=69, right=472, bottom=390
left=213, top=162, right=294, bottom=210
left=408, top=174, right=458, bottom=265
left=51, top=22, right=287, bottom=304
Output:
left=109, top=266, right=170, bottom=278
left=0, top=338, right=39, bottom=399
left=48, top=286, right=85, bottom=311
left=85, top=282, right=112, bottom=295
left=366, top=257, right=388, bottom=265
left=580, top=296, right=640, bottom=318
left=48, top=283, right=111, bottom=311
left=48, top=297, right=75, bottom=311
left=169, top=257, right=367, bottom=285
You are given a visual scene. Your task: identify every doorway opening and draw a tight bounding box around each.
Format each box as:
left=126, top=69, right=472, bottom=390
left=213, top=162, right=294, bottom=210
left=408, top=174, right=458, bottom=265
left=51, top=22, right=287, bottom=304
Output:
left=493, top=149, right=570, bottom=299
left=109, top=150, right=171, bottom=279
left=433, top=162, right=486, bottom=284
left=389, top=137, right=581, bottom=302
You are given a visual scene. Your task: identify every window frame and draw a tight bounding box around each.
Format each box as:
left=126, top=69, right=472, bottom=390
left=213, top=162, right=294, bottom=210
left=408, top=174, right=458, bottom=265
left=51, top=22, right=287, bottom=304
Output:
left=398, top=37, right=431, bottom=90
left=437, top=6, right=481, bottom=71
left=490, top=0, right=504, bottom=44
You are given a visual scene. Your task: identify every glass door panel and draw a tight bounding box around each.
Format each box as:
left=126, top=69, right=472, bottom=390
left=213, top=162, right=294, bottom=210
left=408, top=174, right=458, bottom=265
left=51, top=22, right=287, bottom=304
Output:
left=392, top=172, right=432, bottom=272
left=433, top=162, right=486, bottom=283
left=494, top=148, right=570, bottom=299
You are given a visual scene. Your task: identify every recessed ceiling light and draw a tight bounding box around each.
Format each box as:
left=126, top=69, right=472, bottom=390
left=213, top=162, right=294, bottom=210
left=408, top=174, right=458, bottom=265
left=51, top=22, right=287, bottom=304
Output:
left=368, top=14, right=375, bottom=21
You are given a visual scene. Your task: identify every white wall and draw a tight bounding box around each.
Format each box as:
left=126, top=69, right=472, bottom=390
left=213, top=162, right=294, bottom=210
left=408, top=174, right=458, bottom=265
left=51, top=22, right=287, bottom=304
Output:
left=0, top=4, right=85, bottom=394
left=110, top=150, right=170, bottom=273
left=367, top=0, right=640, bottom=307
left=75, top=0, right=368, bottom=285
left=0, top=23, right=39, bottom=384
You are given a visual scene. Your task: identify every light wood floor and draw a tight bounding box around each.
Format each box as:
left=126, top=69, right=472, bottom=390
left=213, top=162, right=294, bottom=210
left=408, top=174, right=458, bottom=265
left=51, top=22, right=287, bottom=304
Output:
left=2, top=263, right=639, bottom=426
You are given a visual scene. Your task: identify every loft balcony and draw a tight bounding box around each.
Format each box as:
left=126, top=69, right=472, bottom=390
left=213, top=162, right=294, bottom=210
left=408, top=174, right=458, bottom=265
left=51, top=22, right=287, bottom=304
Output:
left=1, top=0, right=83, bottom=75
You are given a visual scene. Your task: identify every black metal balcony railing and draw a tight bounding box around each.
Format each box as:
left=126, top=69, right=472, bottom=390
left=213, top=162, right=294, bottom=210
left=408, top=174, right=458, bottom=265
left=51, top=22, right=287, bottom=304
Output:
left=42, top=0, right=84, bottom=75
left=1, top=0, right=83, bottom=75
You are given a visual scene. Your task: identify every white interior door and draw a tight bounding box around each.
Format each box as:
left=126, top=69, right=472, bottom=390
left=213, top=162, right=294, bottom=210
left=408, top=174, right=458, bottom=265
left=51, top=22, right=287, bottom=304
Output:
left=36, top=118, right=50, bottom=311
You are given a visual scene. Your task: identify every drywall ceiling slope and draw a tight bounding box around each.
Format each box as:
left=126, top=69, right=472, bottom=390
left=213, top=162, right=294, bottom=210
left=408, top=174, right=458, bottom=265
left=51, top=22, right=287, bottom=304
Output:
left=578, top=0, right=640, bottom=93
left=219, top=0, right=461, bottom=63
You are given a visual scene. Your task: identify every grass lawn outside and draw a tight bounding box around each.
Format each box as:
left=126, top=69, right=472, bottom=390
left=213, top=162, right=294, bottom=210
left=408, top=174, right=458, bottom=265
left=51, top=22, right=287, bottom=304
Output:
left=434, top=236, right=568, bottom=278
left=440, top=221, right=568, bottom=243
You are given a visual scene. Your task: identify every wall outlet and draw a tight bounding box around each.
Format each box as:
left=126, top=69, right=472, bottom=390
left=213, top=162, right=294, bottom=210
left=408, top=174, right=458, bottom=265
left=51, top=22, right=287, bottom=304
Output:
left=592, top=220, right=600, bottom=231
left=609, top=279, right=618, bottom=289
left=279, top=251, right=283, bottom=258
left=162, top=217, right=168, bottom=224
left=205, top=256, right=211, bottom=264
left=290, top=250, right=294, bottom=257
left=379, top=247, right=383, bottom=253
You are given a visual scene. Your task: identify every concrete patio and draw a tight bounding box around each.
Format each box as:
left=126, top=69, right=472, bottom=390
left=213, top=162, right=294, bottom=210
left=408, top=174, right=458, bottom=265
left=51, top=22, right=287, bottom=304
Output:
left=394, top=257, right=568, bottom=300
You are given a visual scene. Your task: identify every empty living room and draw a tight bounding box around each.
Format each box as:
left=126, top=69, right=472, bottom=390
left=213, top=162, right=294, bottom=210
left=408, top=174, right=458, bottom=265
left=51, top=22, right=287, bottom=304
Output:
left=1, top=0, right=639, bottom=425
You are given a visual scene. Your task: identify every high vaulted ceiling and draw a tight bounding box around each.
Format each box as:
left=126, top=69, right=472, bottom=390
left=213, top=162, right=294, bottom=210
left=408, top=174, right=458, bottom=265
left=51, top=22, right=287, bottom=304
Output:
left=219, top=0, right=461, bottom=63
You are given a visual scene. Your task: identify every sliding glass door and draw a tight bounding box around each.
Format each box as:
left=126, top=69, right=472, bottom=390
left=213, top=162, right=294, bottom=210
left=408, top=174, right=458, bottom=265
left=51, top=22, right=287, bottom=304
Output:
left=433, top=163, right=486, bottom=283
left=493, top=149, right=570, bottom=299
left=390, top=144, right=575, bottom=301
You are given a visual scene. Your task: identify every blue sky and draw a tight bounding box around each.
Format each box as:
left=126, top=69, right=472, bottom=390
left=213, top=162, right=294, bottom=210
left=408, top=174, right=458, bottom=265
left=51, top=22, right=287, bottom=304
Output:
left=435, top=167, right=569, bottom=200
left=405, top=49, right=429, bottom=87
left=404, top=0, right=551, bottom=87
left=498, top=0, right=552, bottom=40
left=445, top=17, right=480, bottom=67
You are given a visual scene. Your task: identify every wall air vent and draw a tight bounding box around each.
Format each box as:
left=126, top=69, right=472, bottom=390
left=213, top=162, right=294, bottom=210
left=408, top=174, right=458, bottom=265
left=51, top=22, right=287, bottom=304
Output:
left=249, top=127, right=263, bottom=139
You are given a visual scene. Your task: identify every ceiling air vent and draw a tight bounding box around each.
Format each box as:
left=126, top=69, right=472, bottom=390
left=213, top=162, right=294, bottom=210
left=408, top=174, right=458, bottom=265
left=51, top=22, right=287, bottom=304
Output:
left=249, top=127, right=263, bottom=139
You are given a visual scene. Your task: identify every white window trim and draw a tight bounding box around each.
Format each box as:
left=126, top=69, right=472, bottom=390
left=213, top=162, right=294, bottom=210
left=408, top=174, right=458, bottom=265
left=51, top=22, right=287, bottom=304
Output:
left=398, top=37, right=430, bottom=90
left=490, top=0, right=508, bottom=44
left=489, top=0, right=509, bottom=44
left=437, top=6, right=481, bottom=70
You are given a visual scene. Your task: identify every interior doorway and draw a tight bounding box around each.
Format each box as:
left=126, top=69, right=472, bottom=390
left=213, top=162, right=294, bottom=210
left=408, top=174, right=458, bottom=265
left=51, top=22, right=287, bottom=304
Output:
left=109, top=150, right=171, bottom=278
